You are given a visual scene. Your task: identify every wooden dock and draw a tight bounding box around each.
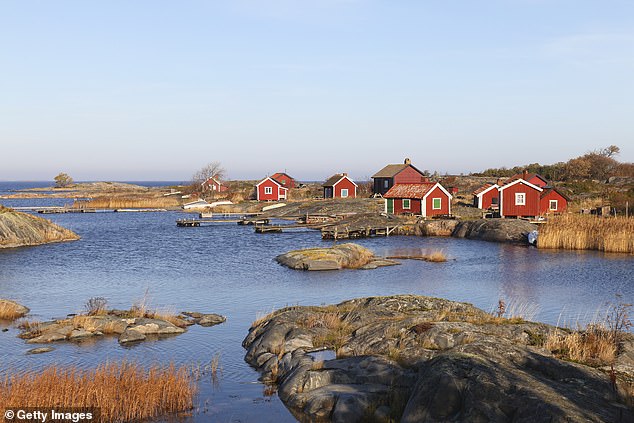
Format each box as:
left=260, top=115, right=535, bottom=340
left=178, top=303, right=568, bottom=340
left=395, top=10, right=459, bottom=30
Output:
left=254, top=223, right=323, bottom=233
left=38, top=207, right=98, bottom=214
left=321, top=224, right=400, bottom=240
left=177, top=217, right=270, bottom=227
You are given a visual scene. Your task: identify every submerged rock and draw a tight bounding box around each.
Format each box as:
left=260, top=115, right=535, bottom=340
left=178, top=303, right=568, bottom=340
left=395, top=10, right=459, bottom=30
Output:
left=452, top=218, right=537, bottom=243
left=0, top=207, right=80, bottom=248
left=180, top=312, right=227, bottom=327
left=243, top=295, right=634, bottom=423
left=26, top=347, right=55, bottom=355
left=276, top=243, right=398, bottom=271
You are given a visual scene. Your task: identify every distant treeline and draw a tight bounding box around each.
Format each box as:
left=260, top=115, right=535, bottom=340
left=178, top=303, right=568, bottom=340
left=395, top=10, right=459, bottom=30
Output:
left=472, top=145, right=634, bottom=182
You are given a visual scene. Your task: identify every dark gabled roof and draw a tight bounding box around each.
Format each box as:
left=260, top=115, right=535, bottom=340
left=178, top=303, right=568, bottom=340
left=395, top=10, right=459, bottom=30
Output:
left=323, top=173, right=356, bottom=187
left=371, top=163, right=426, bottom=179
left=541, top=187, right=571, bottom=201
left=383, top=183, right=437, bottom=199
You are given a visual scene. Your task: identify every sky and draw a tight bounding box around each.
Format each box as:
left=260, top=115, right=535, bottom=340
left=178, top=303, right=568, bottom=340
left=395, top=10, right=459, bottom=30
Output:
left=1, top=0, right=633, bottom=182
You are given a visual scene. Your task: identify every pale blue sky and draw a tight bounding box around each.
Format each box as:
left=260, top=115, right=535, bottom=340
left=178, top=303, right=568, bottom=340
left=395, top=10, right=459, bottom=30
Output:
left=1, top=0, right=633, bottom=181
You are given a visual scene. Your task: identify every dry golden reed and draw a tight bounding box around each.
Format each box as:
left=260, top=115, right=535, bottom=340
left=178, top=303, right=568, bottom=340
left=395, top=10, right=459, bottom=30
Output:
left=0, top=361, right=196, bottom=422
left=537, top=214, right=634, bottom=254
left=78, top=196, right=179, bottom=209
left=544, top=324, right=617, bottom=366
left=0, top=303, right=26, bottom=321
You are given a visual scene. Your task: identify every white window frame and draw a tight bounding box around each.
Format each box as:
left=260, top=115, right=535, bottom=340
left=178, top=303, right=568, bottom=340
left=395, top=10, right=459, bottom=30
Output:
left=383, top=180, right=389, bottom=188
left=340, top=188, right=348, bottom=198
left=515, top=193, right=526, bottom=206
left=549, top=200, right=558, bottom=210
left=432, top=197, right=442, bottom=210
left=264, top=186, right=273, bottom=195
left=403, top=199, right=411, bottom=209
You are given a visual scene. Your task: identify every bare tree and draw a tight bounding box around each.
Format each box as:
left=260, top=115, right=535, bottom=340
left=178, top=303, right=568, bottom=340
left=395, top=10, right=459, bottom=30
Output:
left=598, top=145, right=620, bottom=158
left=192, top=162, right=226, bottom=184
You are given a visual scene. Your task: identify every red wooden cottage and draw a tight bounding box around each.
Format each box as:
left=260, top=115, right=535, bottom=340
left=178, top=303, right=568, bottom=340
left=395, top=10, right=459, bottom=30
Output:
left=498, top=179, right=543, bottom=218
left=323, top=173, right=357, bottom=199
left=371, top=158, right=428, bottom=196
left=539, top=187, right=569, bottom=215
left=201, top=177, right=228, bottom=194
left=506, top=171, right=548, bottom=188
left=472, top=183, right=500, bottom=209
left=270, top=172, right=296, bottom=189
left=255, top=177, right=288, bottom=201
left=383, top=182, right=452, bottom=217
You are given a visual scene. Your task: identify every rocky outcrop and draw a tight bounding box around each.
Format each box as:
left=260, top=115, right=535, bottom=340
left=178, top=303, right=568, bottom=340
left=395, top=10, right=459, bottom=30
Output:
left=276, top=243, right=398, bottom=271
left=0, top=299, right=30, bottom=319
left=0, top=207, right=80, bottom=248
left=18, top=310, right=226, bottom=346
left=243, top=295, right=634, bottom=423
left=452, top=218, right=537, bottom=243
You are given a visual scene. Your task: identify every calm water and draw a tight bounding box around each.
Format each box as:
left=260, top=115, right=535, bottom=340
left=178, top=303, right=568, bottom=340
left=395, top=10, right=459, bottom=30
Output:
left=0, top=184, right=632, bottom=422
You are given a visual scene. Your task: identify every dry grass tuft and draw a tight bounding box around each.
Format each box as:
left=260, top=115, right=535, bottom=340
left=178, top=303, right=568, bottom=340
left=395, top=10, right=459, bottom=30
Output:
left=0, top=302, right=27, bottom=321
left=0, top=361, right=196, bottom=422
left=537, top=214, right=634, bottom=254
left=544, top=324, right=617, bottom=366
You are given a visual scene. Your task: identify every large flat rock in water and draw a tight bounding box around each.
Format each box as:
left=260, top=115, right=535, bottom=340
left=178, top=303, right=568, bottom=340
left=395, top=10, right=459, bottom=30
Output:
left=452, top=218, right=537, bottom=243
left=0, top=207, right=80, bottom=248
left=243, top=295, right=634, bottom=423
left=276, top=243, right=396, bottom=271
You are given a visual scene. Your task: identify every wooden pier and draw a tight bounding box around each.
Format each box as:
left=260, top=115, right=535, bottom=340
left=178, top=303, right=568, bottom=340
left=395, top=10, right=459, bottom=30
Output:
left=177, top=217, right=269, bottom=227
left=38, top=207, right=98, bottom=214
left=254, top=223, right=323, bottom=233
left=321, top=224, right=400, bottom=240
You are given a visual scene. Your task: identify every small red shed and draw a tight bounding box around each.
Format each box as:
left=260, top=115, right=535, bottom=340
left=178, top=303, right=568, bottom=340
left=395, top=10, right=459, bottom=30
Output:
left=472, top=183, right=500, bottom=209
left=539, top=187, right=569, bottom=215
left=256, top=177, right=288, bottom=201
left=383, top=183, right=452, bottom=217
left=323, top=173, right=357, bottom=199
left=499, top=179, right=543, bottom=218
left=271, top=172, right=296, bottom=189
left=201, top=177, right=228, bottom=194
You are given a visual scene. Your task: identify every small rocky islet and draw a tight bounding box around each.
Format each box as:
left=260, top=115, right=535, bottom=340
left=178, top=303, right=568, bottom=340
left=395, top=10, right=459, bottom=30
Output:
left=2, top=298, right=226, bottom=347
left=243, top=295, right=634, bottom=423
left=276, top=243, right=399, bottom=271
left=0, top=206, right=79, bottom=248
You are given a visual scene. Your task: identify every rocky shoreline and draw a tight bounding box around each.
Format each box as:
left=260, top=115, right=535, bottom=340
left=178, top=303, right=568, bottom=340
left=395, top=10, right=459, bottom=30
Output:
left=243, top=295, right=634, bottom=422
left=0, top=206, right=80, bottom=248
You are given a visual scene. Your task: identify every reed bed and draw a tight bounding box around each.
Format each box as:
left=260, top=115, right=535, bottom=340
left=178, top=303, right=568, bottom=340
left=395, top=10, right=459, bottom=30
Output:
left=537, top=214, right=634, bottom=254
left=78, top=196, right=180, bottom=209
left=0, top=361, right=196, bottom=422
left=544, top=324, right=617, bottom=367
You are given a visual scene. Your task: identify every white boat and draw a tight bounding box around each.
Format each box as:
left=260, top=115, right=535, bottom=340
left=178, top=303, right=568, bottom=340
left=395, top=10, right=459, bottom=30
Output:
left=182, top=199, right=210, bottom=210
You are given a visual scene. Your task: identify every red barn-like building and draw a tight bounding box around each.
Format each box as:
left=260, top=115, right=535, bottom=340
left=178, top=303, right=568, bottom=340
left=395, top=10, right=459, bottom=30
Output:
left=270, top=172, right=296, bottom=189
left=499, top=179, right=543, bottom=218
left=472, top=183, right=500, bottom=209
left=201, top=177, right=228, bottom=194
left=383, top=183, right=452, bottom=217
left=371, top=158, right=428, bottom=196
left=256, top=177, right=288, bottom=201
left=539, top=187, right=569, bottom=215
left=323, top=173, right=357, bottom=198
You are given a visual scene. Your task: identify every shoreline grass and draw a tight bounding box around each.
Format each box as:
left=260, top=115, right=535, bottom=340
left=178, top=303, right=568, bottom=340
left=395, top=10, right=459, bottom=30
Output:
left=537, top=214, right=634, bottom=254
left=0, top=361, right=196, bottom=422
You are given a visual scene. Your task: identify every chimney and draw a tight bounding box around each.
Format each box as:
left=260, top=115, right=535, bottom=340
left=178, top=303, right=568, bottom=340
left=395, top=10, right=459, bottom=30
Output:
left=404, top=158, right=411, bottom=165
left=522, top=170, right=528, bottom=180
left=497, top=178, right=504, bottom=186
left=342, top=172, right=347, bottom=177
